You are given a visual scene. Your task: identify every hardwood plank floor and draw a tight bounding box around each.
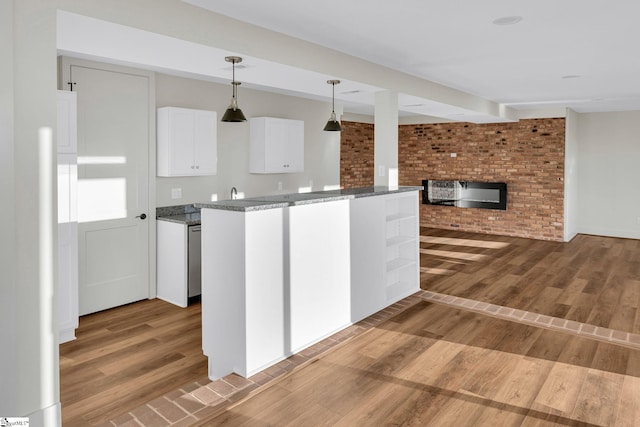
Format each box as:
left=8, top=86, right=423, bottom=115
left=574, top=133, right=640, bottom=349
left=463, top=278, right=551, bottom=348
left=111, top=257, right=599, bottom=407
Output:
left=421, top=228, right=640, bottom=334
left=198, top=301, right=640, bottom=426
left=195, top=228, right=640, bottom=426
left=60, top=227, right=640, bottom=426
left=59, top=298, right=208, bottom=426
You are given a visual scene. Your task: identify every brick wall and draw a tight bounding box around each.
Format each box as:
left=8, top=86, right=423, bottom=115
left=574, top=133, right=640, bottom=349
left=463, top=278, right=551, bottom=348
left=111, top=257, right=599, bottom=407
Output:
left=340, top=118, right=566, bottom=241
left=340, top=121, right=374, bottom=189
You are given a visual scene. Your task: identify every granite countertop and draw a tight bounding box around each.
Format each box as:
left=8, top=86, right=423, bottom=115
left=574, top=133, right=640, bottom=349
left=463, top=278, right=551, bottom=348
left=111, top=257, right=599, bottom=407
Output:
left=195, top=186, right=422, bottom=212
left=310, top=186, right=423, bottom=199
left=156, top=204, right=202, bottom=225
left=156, top=212, right=201, bottom=225
left=195, top=199, right=291, bottom=212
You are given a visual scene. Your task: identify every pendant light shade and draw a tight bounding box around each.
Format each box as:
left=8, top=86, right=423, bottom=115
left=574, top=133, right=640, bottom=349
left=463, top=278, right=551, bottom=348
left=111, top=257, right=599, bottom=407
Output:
left=221, top=56, right=247, bottom=122
left=323, top=79, right=342, bottom=132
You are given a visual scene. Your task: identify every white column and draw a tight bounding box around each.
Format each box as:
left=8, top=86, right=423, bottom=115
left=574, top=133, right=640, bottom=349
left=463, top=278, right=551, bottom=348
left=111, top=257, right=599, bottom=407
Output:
left=0, top=0, right=18, bottom=416
left=5, top=1, right=62, bottom=424
left=374, top=90, right=399, bottom=187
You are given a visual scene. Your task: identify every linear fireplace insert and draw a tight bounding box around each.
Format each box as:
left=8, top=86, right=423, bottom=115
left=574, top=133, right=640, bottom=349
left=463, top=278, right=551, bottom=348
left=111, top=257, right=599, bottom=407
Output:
left=422, top=180, right=507, bottom=210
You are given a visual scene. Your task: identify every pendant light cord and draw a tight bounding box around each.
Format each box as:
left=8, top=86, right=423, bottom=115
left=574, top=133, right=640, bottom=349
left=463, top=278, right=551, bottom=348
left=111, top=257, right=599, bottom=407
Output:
left=232, top=61, right=237, bottom=100
left=332, top=81, right=336, bottom=114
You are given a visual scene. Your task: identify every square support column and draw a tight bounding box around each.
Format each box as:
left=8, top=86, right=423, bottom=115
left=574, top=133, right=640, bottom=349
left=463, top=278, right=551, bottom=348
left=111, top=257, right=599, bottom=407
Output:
left=374, top=90, right=399, bottom=187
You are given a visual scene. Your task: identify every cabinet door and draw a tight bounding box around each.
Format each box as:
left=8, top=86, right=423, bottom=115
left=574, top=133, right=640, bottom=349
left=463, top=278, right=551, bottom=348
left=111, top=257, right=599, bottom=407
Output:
left=57, top=90, right=79, bottom=342
left=193, top=110, right=217, bottom=175
left=168, top=109, right=196, bottom=176
left=283, top=120, right=304, bottom=173
left=350, top=195, right=386, bottom=322
left=157, top=220, right=188, bottom=307
left=263, top=119, right=287, bottom=172
left=57, top=153, right=79, bottom=343
left=250, top=117, right=304, bottom=173
left=57, top=90, right=77, bottom=153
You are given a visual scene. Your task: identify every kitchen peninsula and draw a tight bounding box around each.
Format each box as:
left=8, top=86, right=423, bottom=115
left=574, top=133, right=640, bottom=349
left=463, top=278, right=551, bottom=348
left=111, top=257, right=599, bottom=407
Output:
left=195, top=186, right=421, bottom=380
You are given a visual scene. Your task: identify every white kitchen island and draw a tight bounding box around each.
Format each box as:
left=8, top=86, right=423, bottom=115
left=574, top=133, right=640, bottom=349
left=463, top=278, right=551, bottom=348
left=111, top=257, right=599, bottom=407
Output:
left=195, top=186, right=421, bottom=380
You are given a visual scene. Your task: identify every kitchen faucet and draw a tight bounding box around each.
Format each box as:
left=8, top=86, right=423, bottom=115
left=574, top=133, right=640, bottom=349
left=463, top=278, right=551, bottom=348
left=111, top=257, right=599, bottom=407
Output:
left=231, top=186, right=237, bottom=200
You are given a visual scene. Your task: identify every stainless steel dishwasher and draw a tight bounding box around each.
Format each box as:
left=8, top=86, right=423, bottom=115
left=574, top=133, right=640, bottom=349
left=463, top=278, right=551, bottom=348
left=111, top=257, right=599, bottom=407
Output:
left=188, top=225, right=201, bottom=298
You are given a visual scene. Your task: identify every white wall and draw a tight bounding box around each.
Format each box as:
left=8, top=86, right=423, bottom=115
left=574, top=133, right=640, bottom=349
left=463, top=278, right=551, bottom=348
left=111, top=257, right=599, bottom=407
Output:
left=6, top=1, right=61, bottom=424
left=0, top=0, right=18, bottom=416
left=8, top=0, right=637, bottom=422
left=564, top=108, right=580, bottom=241
left=155, top=73, right=340, bottom=207
left=576, top=111, right=640, bottom=239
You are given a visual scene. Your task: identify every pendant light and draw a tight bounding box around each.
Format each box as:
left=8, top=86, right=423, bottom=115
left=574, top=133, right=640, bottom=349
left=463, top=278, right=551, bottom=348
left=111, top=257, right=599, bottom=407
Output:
left=323, top=79, right=342, bottom=132
left=221, top=56, right=247, bottom=122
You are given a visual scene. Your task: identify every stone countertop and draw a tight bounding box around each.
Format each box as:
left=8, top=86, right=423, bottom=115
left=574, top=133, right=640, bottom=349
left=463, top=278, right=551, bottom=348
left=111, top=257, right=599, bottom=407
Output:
left=310, top=186, right=422, bottom=199
left=156, top=204, right=201, bottom=225
left=196, top=199, right=290, bottom=212
left=156, top=212, right=201, bottom=225
left=195, top=186, right=422, bottom=212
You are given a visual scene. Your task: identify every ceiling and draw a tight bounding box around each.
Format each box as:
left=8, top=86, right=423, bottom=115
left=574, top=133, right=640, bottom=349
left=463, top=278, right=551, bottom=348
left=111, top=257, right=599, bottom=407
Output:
left=183, top=0, right=640, bottom=116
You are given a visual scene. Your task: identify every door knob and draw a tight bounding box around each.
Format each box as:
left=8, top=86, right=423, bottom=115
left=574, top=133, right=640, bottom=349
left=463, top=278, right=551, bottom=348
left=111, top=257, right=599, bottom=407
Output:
left=136, top=213, right=147, bottom=220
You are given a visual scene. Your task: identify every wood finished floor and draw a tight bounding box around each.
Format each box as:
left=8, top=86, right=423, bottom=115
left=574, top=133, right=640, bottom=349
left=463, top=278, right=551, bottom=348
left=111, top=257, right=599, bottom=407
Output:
left=197, top=228, right=640, bottom=426
left=199, top=301, right=640, bottom=426
left=60, top=227, right=640, bottom=426
left=59, top=298, right=209, bottom=426
left=421, top=228, right=640, bottom=334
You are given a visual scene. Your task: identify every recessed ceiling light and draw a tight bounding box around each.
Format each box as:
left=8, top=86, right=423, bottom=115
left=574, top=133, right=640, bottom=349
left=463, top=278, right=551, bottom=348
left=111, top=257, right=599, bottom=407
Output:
left=341, top=90, right=362, bottom=95
left=403, top=103, right=425, bottom=108
left=561, top=74, right=581, bottom=79
left=492, top=16, right=523, bottom=26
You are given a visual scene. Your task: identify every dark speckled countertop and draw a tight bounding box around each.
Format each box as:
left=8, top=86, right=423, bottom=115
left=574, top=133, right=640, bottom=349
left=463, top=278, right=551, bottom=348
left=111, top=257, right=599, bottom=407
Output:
left=156, top=204, right=201, bottom=225
left=156, top=212, right=201, bottom=225
left=194, top=186, right=422, bottom=212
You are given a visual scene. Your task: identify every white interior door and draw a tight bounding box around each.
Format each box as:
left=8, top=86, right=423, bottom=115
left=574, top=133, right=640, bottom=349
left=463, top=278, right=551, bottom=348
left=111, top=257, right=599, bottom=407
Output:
left=69, top=63, right=151, bottom=315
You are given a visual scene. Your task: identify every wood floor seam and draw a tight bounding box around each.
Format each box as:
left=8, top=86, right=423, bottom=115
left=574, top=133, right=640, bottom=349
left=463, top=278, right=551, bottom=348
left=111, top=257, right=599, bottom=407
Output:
left=419, top=290, right=640, bottom=351
left=61, top=228, right=640, bottom=426
left=107, top=294, right=425, bottom=426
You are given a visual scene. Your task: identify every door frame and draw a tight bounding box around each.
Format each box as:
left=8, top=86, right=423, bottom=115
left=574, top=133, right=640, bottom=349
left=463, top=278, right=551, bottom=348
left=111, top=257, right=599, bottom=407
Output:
left=59, top=56, right=157, bottom=301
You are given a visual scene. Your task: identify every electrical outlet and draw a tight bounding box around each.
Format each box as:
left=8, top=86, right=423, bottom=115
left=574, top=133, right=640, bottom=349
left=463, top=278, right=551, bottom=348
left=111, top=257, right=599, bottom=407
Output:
left=378, top=165, right=385, bottom=177
left=171, top=188, right=182, bottom=199
left=278, top=181, right=283, bottom=191
left=637, top=216, right=640, bottom=225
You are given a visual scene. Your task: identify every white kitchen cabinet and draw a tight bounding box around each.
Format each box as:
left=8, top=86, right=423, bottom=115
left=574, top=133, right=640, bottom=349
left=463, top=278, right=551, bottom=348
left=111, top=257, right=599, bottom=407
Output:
left=201, top=207, right=286, bottom=379
left=156, top=219, right=202, bottom=308
left=199, top=188, right=420, bottom=381
left=249, top=117, right=304, bottom=173
left=350, top=195, right=386, bottom=322
left=350, top=192, right=420, bottom=323
left=383, top=192, right=420, bottom=304
left=157, top=220, right=188, bottom=308
left=157, top=107, right=217, bottom=176
left=288, top=200, right=351, bottom=353
left=57, top=90, right=79, bottom=344
left=57, top=90, right=77, bottom=153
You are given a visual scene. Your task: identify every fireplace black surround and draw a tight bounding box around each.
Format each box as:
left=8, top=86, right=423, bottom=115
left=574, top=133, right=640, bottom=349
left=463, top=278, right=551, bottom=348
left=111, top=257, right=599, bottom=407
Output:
left=422, top=180, right=507, bottom=210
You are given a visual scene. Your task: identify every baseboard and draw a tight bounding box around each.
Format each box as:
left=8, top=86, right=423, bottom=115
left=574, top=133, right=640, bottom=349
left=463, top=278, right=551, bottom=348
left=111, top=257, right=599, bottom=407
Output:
left=58, top=328, right=76, bottom=344
left=578, top=227, right=640, bottom=240
left=26, top=402, right=61, bottom=427
left=563, top=230, right=578, bottom=242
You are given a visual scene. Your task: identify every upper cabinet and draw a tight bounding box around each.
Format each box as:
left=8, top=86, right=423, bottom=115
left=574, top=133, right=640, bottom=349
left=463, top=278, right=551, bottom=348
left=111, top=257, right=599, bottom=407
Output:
left=250, top=117, right=304, bottom=174
left=56, top=90, right=79, bottom=344
left=157, top=107, right=217, bottom=177
left=57, top=90, right=77, bottom=153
